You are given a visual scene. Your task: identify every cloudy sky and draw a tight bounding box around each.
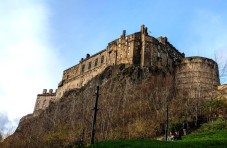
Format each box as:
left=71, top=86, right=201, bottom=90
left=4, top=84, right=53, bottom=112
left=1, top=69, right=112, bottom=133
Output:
left=0, top=0, right=227, bottom=135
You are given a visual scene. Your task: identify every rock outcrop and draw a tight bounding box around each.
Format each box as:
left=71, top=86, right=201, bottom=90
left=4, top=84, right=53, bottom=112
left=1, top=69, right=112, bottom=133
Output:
left=3, top=65, right=173, bottom=147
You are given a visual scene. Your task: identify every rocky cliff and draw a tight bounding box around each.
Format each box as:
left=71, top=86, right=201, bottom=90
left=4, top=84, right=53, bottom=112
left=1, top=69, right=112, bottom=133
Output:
left=2, top=65, right=174, bottom=147
left=3, top=64, right=225, bottom=147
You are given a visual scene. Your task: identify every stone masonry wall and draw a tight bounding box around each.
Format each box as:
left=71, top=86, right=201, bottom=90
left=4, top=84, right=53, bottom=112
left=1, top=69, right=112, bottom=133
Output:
left=175, top=57, right=220, bottom=98
left=34, top=25, right=186, bottom=111
left=34, top=89, right=56, bottom=112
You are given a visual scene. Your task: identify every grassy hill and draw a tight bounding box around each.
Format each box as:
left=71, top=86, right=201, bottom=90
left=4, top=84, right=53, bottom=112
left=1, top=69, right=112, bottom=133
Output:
left=90, top=119, right=227, bottom=148
left=89, top=130, right=227, bottom=148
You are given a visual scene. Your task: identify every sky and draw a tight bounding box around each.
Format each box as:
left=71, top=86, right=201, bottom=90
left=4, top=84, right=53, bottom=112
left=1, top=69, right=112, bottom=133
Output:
left=0, top=0, right=227, bottom=136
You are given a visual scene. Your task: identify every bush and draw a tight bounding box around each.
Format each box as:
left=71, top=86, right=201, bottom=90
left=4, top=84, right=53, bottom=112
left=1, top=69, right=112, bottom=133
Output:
left=199, top=118, right=227, bottom=132
left=169, top=121, right=182, bottom=132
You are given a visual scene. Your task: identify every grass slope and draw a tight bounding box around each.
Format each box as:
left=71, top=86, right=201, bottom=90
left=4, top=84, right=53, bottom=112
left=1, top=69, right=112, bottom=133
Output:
left=90, top=118, right=227, bottom=148
left=89, top=130, right=227, bottom=147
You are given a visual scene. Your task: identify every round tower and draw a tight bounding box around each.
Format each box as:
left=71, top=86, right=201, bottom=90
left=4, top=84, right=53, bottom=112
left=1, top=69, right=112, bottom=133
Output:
left=175, top=56, right=220, bottom=98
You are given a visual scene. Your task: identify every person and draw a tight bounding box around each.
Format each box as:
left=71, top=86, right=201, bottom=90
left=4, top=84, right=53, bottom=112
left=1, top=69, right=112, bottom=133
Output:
left=169, top=130, right=176, bottom=141
left=182, top=120, right=188, bottom=135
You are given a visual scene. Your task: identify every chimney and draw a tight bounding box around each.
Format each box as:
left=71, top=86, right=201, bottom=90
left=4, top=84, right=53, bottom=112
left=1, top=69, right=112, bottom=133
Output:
left=86, top=53, right=90, bottom=59
left=145, top=27, right=148, bottom=35
left=122, top=30, right=126, bottom=37
left=141, top=24, right=145, bottom=34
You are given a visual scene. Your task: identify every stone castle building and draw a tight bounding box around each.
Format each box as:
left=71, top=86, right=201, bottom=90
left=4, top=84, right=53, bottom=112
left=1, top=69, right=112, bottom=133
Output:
left=34, top=25, right=220, bottom=112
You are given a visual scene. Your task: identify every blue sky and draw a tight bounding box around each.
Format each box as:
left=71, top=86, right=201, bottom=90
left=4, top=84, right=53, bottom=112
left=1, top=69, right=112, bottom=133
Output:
left=0, top=0, right=227, bottom=136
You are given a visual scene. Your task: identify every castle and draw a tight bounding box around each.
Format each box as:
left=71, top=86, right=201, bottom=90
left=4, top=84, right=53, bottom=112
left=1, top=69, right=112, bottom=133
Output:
left=34, top=25, right=220, bottom=112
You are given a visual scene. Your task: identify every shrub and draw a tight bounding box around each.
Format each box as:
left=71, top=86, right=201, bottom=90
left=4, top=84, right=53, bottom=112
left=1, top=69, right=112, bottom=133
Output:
left=199, top=118, right=227, bottom=132
left=169, top=121, right=182, bottom=132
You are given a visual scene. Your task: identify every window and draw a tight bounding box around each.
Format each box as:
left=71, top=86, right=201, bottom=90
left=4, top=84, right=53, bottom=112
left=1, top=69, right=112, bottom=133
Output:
left=95, top=58, right=98, bottom=66
left=118, top=44, right=121, bottom=48
left=101, top=55, right=104, bottom=64
left=88, top=62, right=91, bottom=69
left=81, top=64, right=85, bottom=73
left=125, top=42, right=128, bottom=45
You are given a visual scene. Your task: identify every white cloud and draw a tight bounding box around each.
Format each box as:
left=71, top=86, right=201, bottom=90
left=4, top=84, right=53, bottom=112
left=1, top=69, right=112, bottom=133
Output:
left=0, top=0, right=61, bottom=129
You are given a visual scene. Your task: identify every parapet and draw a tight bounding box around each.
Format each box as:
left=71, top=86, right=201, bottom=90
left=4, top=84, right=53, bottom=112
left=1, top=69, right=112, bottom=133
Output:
left=38, top=89, right=57, bottom=96
left=175, top=56, right=218, bottom=67
left=157, top=36, right=168, bottom=44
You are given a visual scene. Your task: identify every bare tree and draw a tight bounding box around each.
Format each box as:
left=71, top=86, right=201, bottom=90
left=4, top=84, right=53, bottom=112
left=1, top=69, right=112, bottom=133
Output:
left=0, top=132, right=3, bottom=142
left=214, top=53, right=227, bottom=83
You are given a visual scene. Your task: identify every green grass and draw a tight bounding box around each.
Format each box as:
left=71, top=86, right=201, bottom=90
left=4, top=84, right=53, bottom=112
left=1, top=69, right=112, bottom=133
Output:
left=89, top=130, right=227, bottom=148
left=89, top=119, right=227, bottom=147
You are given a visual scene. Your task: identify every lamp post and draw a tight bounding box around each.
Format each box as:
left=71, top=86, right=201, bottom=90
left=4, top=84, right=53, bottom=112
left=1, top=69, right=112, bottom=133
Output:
left=91, top=86, right=100, bottom=144
left=165, top=104, right=169, bottom=141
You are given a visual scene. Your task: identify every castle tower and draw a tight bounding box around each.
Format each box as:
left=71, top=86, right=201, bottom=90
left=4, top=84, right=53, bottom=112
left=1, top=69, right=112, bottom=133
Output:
left=175, top=57, right=220, bottom=98
left=34, top=89, right=57, bottom=113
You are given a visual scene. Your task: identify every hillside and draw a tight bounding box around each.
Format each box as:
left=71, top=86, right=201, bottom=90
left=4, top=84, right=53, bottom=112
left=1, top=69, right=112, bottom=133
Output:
left=1, top=64, right=226, bottom=147
left=89, top=130, right=227, bottom=148
left=90, top=119, right=227, bottom=147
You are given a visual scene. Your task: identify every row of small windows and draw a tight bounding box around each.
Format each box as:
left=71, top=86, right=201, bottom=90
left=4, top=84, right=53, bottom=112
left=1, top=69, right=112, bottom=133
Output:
left=145, top=45, right=161, bottom=58
left=118, top=43, right=131, bottom=48
left=81, top=55, right=105, bottom=72
left=145, top=44, right=181, bottom=60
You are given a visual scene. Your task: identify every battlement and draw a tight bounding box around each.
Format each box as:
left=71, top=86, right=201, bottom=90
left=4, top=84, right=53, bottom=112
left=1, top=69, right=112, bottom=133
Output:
left=34, top=89, right=57, bottom=111
left=176, top=56, right=217, bottom=65
left=38, top=89, right=57, bottom=96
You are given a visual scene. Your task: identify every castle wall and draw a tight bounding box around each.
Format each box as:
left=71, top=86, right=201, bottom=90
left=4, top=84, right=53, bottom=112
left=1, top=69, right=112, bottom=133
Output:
left=33, top=25, right=188, bottom=111
left=175, top=57, right=220, bottom=98
left=55, top=25, right=185, bottom=100
left=56, top=30, right=144, bottom=99
left=132, top=33, right=142, bottom=65
left=106, top=32, right=136, bottom=66
left=56, top=50, right=108, bottom=99
left=34, top=89, right=56, bottom=111
left=140, top=35, right=184, bottom=73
